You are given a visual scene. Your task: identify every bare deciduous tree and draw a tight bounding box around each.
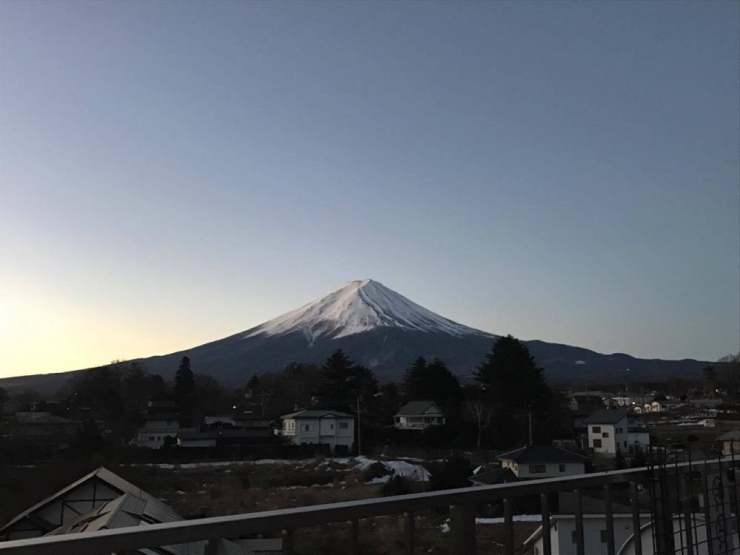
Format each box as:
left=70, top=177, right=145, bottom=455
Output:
left=464, top=398, right=494, bottom=449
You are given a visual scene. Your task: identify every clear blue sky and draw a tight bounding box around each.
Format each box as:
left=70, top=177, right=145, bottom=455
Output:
left=1, top=1, right=738, bottom=377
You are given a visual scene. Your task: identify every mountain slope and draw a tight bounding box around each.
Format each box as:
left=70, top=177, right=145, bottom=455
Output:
left=245, top=279, right=487, bottom=342
left=136, top=279, right=705, bottom=384
left=0, top=279, right=708, bottom=393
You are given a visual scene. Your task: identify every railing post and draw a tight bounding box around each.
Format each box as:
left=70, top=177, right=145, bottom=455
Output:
left=574, top=489, right=585, bottom=555
left=682, top=475, right=695, bottom=555
left=540, top=493, right=551, bottom=555
left=282, top=529, right=294, bottom=555
left=348, top=519, right=359, bottom=555
left=205, top=538, right=219, bottom=555
left=604, top=484, right=615, bottom=555
left=630, top=481, right=643, bottom=555
left=450, top=504, right=476, bottom=555
left=405, top=512, right=415, bottom=555
left=503, top=498, right=514, bottom=555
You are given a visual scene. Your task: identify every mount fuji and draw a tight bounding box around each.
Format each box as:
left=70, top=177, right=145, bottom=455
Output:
left=0, top=279, right=708, bottom=393
left=133, top=279, right=706, bottom=384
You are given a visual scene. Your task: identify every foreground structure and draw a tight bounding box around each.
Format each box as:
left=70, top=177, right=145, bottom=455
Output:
left=1, top=449, right=739, bottom=555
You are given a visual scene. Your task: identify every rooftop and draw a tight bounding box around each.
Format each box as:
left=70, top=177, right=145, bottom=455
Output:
left=395, top=401, right=442, bottom=416
left=498, top=445, right=588, bottom=464
left=584, top=408, right=629, bottom=425
left=281, top=409, right=354, bottom=420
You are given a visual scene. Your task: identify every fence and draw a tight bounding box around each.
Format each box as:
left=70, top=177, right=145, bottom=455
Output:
left=0, top=448, right=738, bottom=555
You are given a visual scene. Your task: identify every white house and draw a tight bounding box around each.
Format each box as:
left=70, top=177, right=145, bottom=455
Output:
left=649, top=400, right=685, bottom=413
left=133, top=414, right=181, bottom=449
left=523, top=514, right=651, bottom=555
left=586, top=409, right=629, bottom=457
left=394, top=401, right=446, bottom=430
left=717, top=430, right=740, bottom=456
left=627, top=429, right=651, bottom=454
left=498, top=445, right=587, bottom=480
left=281, top=409, right=355, bottom=454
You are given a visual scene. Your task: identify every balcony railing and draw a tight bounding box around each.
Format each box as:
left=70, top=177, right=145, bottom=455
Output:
left=0, top=455, right=736, bottom=555
left=0, top=466, right=651, bottom=555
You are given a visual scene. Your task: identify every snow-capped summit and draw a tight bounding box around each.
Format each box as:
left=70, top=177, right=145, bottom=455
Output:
left=246, top=279, right=488, bottom=343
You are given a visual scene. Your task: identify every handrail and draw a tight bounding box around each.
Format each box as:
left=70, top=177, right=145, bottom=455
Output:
left=0, top=466, right=650, bottom=555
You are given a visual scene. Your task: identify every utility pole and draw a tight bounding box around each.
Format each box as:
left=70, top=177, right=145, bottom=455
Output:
left=356, top=396, right=362, bottom=456
left=528, top=411, right=533, bottom=446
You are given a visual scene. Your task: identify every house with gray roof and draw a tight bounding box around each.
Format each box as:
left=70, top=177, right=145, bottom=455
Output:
left=394, top=401, right=445, bottom=430
left=280, top=409, right=355, bottom=454
left=498, top=445, right=588, bottom=480
left=585, top=409, right=629, bottom=457
left=717, top=430, right=740, bottom=457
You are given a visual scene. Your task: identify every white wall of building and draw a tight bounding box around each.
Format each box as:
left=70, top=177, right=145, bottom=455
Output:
left=501, top=460, right=585, bottom=479
left=528, top=515, right=651, bottom=555
left=588, top=416, right=628, bottom=456
left=282, top=416, right=354, bottom=452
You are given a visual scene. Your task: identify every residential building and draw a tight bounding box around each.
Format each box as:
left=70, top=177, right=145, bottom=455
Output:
left=569, top=394, right=606, bottom=413
left=649, top=400, right=685, bottom=413
left=586, top=409, right=629, bottom=457
left=394, top=401, right=446, bottom=430
left=717, top=430, right=740, bottom=456
left=627, top=428, right=651, bottom=453
left=0, top=467, right=252, bottom=554
left=5, top=412, right=80, bottom=449
left=0, top=467, right=160, bottom=541
left=498, top=445, right=587, bottom=480
left=133, top=413, right=182, bottom=449
left=523, top=514, right=651, bottom=555
left=281, top=409, right=354, bottom=454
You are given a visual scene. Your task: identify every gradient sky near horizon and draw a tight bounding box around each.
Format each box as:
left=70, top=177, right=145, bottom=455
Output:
left=1, top=1, right=739, bottom=378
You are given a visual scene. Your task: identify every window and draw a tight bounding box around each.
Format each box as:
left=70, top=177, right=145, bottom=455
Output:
left=148, top=436, right=155, bottom=441
left=600, top=530, right=608, bottom=543
left=602, top=432, right=609, bottom=438
left=559, top=464, right=566, bottom=472
left=303, top=424, right=310, bottom=432
left=592, top=426, right=601, bottom=433
left=593, top=439, right=602, bottom=448
left=529, top=464, right=546, bottom=474
left=330, top=423, right=334, bottom=430
left=339, top=422, right=349, bottom=429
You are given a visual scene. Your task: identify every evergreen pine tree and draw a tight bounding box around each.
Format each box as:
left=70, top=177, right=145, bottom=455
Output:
left=318, top=350, right=378, bottom=412
left=403, top=357, right=462, bottom=410
left=174, top=356, right=196, bottom=417
left=402, top=357, right=428, bottom=401
left=475, top=335, right=553, bottom=446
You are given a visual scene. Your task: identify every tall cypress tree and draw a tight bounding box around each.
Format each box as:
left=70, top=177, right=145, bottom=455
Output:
left=475, top=335, right=553, bottom=445
left=402, top=357, right=428, bottom=401
left=318, top=350, right=377, bottom=412
left=403, top=357, right=462, bottom=410
left=174, top=356, right=196, bottom=417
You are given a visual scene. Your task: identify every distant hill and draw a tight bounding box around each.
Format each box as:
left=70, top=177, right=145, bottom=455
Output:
left=0, top=279, right=707, bottom=395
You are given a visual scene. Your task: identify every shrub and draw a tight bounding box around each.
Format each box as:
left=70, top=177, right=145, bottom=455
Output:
left=427, top=455, right=472, bottom=491
left=380, top=476, right=412, bottom=497
left=361, top=462, right=391, bottom=483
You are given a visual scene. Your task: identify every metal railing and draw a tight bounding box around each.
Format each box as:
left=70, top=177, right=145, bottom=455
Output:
left=0, top=466, right=651, bottom=555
